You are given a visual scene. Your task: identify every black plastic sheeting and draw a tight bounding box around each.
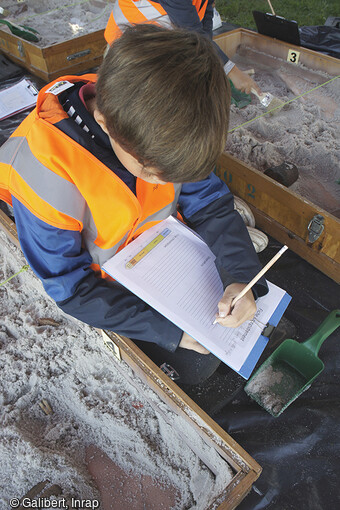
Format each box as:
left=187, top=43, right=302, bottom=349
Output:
left=299, top=25, right=340, bottom=59
left=182, top=237, right=340, bottom=509
left=213, top=241, right=340, bottom=510
left=1, top=54, right=340, bottom=510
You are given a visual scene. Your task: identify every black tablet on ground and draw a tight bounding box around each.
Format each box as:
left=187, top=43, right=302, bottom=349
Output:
left=253, top=10, right=301, bottom=46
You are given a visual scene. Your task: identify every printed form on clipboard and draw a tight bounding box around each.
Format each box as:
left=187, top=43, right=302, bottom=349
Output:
left=0, top=78, right=38, bottom=121
left=102, top=216, right=291, bottom=379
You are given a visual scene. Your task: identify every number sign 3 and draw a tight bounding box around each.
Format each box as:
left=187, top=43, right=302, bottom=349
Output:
left=287, top=49, right=300, bottom=64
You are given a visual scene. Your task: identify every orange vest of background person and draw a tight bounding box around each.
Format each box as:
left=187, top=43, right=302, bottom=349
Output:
left=0, top=75, right=182, bottom=280
left=104, top=0, right=209, bottom=44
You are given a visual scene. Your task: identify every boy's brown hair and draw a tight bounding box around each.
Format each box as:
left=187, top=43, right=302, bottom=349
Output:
left=96, top=24, right=230, bottom=183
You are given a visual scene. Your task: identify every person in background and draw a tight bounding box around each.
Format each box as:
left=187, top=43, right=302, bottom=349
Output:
left=0, top=25, right=267, bottom=385
left=105, top=0, right=269, bottom=253
left=104, top=0, right=262, bottom=95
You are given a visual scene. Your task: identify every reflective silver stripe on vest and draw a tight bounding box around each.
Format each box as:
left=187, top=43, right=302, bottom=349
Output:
left=113, top=0, right=171, bottom=28
left=8, top=137, right=87, bottom=223
left=80, top=204, right=129, bottom=266
left=112, top=0, right=129, bottom=26
left=85, top=231, right=131, bottom=268
left=136, top=183, right=181, bottom=231
left=134, top=0, right=164, bottom=20
left=155, top=14, right=172, bottom=29
left=91, top=184, right=182, bottom=267
left=0, top=136, right=19, bottom=165
left=6, top=136, right=181, bottom=269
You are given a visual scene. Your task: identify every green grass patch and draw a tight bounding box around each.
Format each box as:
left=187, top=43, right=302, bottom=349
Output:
left=215, top=0, right=339, bottom=30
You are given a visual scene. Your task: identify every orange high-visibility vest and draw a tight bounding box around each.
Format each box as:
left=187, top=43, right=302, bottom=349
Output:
left=105, top=0, right=209, bottom=44
left=0, top=75, right=181, bottom=279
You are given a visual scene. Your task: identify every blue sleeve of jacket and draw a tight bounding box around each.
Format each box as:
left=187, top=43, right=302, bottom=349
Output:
left=178, top=173, right=268, bottom=298
left=178, top=171, right=230, bottom=218
left=11, top=197, right=183, bottom=352
left=159, top=0, right=230, bottom=65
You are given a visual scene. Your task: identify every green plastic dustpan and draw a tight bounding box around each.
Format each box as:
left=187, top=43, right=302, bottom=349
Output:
left=245, top=310, right=340, bottom=417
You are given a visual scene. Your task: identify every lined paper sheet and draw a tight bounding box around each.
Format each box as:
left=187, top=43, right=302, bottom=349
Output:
left=103, top=216, right=290, bottom=377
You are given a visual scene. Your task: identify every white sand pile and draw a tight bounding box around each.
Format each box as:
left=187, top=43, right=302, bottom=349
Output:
left=1, top=0, right=113, bottom=46
left=0, top=229, right=233, bottom=509
left=227, top=46, right=340, bottom=217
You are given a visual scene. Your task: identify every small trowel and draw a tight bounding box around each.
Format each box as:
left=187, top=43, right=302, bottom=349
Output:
left=244, top=310, right=340, bottom=417
left=0, top=19, right=40, bottom=42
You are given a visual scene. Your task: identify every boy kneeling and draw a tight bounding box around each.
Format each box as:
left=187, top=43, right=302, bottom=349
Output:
left=0, top=25, right=267, bottom=385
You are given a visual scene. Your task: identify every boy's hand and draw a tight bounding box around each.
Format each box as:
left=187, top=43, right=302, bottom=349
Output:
left=179, top=332, right=210, bottom=354
left=214, top=283, right=257, bottom=328
left=228, top=66, right=261, bottom=95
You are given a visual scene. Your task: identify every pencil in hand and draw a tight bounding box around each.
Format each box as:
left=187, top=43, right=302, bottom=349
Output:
left=213, top=245, right=288, bottom=324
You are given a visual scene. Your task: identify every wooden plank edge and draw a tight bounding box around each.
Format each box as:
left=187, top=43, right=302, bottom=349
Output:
left=102, top=330, right=259, bottom=510
left=103, top=331, right=261, bottom=510
left=209, top=469, right=259, bottom=510
left=102, top=331, right=262, bottom=476
left=218, top=152, right=340, bottom=233
left=0, top=27, right=105, bottom=52
left=216, top=152, right=340, bottom=281
left=0, top=209, right=19, bottom=247
left=214, top=28, right=340, bottom=75
left=0, top=28, right=106, bottom=82
left=250, top=206, right=340, bottom=284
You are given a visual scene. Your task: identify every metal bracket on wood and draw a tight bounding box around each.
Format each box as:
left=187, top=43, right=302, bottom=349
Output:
left=307, top=214, right=324, bottom=243
left=17, top=40, right=25, bottom=58
left=261, top=323, right=275, bottom=338
left=102, top=330, right=121, bottom=361
left=67, top=49, right=91, bottom=61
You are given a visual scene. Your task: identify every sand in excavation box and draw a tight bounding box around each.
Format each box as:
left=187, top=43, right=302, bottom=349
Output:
left=0, top=206, right=263, bottom=510
left=213, top=29, right=340, bottom=284
left=0, top=0, right=111, bottom=81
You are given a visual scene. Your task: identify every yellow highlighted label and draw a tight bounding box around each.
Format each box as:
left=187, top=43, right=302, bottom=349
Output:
left=126, top=228, right=170, bottom=269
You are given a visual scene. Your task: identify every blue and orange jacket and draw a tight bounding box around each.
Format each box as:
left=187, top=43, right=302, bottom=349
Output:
left=0, top=75, right=181, bottom=280
left=105, top=0, right=230, bottom=66
left=0, top=75, right=267, bottom=350
left=105, top=0, right=208, bottom=42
